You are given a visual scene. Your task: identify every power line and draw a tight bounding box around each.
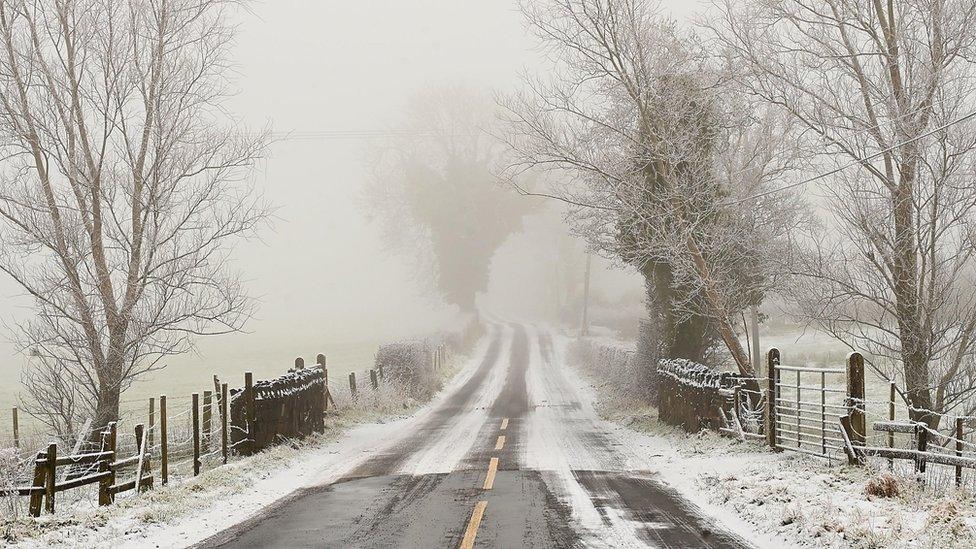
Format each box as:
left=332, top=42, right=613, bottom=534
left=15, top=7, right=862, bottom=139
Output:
left=267, top=129, right=478, bottom=141
left=736, top=108, right=976, bottom=204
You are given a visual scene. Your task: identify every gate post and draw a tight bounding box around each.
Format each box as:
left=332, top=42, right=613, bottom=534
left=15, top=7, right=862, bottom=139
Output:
left=765, top=348, right=780, bottom=450
left=846, top=352, right=866, bottom=446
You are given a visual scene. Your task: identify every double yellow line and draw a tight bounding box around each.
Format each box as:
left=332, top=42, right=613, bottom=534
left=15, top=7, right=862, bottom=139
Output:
left=459, top=417, right=509, bottom=549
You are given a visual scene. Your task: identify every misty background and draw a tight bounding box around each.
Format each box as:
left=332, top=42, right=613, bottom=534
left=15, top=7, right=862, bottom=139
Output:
left=0, top=1, right=703, bottom=422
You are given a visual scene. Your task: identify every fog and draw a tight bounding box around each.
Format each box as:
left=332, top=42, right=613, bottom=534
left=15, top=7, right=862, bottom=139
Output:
left=0, top=0, right=704, bottom=413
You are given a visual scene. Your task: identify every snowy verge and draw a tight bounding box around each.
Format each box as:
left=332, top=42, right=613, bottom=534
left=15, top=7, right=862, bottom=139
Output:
left=566, top=333, right=976, bottom=549
left=1, top=332, right=483, bottom=549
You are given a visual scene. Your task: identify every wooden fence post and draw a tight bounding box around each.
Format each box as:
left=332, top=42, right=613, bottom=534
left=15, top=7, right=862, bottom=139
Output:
left=192, top=393, right=200, bottom=476
left=245, top=372, right=255, bottom=453
left=349, top=372, right=357, bottom=398
left=221, top=383, right=229, bottom=465
left=148, top=397, right=155, bottom=452
left=888, top=381, right=895, bottom=467
left=159, top=396, right=168, bottom=485
left=97, top=427, right=112, bottom=506
left=956, top=417, right=963, bottom=487
left=846, top=352, right=866, bottom=446
left=370, top=369, right=378, bottom=390
left=28, top=450, right=45, bottom=516
left=43, top=442, right=56, bottom=514
left=317, top=354, right=329, bottom=412
left=12, top=406, right=19, bottom=448
left=203, top=390, right=212, bottom=450
left=378, top=363, right=385, bottom=380
left=134, top=423, right=150, bottom=493
left=915, top=422, right=928, bottom=474
left=765, top=348, right=780, bottom=450
left=105, top=422, right=117, bottom=503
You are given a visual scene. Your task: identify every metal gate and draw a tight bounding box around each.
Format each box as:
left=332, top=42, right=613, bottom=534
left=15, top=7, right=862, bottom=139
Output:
left=767, top=349, right=848, bottom=461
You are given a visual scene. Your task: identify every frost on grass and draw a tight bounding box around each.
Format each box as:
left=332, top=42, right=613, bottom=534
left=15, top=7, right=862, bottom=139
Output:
left=701, top=455, right=976, bottom=548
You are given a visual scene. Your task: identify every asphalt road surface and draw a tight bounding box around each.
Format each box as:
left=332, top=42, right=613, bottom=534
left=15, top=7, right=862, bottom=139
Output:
left=197, top=322, right=752, bottom=549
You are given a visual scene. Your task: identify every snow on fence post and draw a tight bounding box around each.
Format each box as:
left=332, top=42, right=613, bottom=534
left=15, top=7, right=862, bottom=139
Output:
left=846, top=352, right=866, bottom=446
left=766, top=348, right=780, bottom=450
left=221, top=383, right=229, bottom=465
left=192, top=393, right=201, bottom=476
left=160, top=396, right=168, bottom=485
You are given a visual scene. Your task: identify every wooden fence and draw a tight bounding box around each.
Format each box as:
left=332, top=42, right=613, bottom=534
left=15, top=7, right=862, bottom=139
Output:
left=0, top=340, right=449, bottom=517
left=2, top=354, right=345, bottom=516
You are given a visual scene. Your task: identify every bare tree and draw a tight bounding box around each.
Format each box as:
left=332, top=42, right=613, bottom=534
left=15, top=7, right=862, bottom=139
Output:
left=709, top=0, right=976, bottom=425
left=364, top=86, right=534, bottom=313
left=0, top=0, right=269, bottom=435
left=504, top=0, right=805, bottom=376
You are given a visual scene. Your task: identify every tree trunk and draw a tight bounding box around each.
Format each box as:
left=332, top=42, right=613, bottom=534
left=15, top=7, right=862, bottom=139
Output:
left=891, top=159, right=937, bottom=428
left=644, top=262, right=710, bottom=362
left=686, top=234, right=754, bottom=376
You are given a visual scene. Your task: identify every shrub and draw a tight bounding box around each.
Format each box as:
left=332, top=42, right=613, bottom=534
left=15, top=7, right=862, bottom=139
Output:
left=374, top=340, right=440, bottom=401
left=865, top=472, right=900, bottom=498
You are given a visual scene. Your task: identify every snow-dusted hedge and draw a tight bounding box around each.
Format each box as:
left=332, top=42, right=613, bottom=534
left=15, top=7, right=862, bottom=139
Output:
left=373, top=340, right=441, bottom=401
left=568, top=337, right=652, bottom=407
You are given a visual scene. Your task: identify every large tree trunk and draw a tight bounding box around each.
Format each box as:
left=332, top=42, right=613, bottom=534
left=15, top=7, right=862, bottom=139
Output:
left=644, top=262, right=709, bottom=363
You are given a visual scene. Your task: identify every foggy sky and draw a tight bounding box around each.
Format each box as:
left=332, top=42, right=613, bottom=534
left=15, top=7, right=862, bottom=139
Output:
left=0, top=0, right=705, bottom=394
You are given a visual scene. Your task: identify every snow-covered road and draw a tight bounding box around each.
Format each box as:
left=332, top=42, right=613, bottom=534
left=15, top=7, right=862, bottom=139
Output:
left=185, top=320, right=782, bottom=548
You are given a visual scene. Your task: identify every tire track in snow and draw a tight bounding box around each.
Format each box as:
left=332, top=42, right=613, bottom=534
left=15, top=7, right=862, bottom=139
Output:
left=455, top=322, right=531, bottom=472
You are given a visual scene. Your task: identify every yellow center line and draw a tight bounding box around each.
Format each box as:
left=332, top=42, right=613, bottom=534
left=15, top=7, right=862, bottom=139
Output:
left=495, top=435, right=506, bottom=451
left=459, top=500, right=488, bottom=549
left=500, top=418, right=509, bottom=431
left=482, top=457, right=499, bottom=490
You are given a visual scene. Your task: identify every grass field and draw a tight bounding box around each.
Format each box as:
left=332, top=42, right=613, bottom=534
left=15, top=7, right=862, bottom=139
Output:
left=0, top=337, right=386, bottom=445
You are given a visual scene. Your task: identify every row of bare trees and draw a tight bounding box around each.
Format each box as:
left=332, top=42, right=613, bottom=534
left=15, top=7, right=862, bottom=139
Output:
left=507, top=0, right=976, bottom=427
left=0, top=0, right=268, bottom=440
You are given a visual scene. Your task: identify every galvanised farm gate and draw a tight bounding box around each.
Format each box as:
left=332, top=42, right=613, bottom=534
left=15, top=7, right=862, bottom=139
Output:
left=765, top=348, right=866, bottom=462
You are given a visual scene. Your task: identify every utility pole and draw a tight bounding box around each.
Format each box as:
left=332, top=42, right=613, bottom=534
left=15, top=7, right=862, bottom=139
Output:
left=580, top=252, right=592, bottom=336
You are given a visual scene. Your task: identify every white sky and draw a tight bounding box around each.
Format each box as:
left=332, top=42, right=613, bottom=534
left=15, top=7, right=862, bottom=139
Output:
left=0, top=0, right=707, bottom=408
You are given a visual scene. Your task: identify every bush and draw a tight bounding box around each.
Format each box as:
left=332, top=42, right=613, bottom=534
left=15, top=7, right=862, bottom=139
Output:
left=865, top=472, right=900, bottom=498
left=374, top=340, right=440, bottom=401
left=568, top=338, right=651, bottom=406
